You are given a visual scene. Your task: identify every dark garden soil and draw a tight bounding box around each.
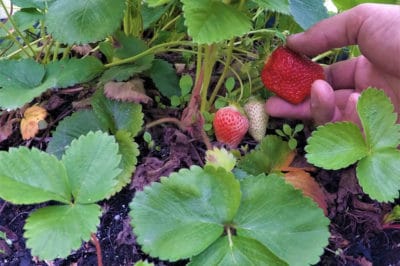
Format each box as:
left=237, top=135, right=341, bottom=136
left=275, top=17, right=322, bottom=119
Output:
left=1, top=87, right=400, bottom=266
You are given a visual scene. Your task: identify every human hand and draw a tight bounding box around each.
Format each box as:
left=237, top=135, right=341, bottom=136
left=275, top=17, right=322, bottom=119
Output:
left=265, top=4, right=400, bottom=125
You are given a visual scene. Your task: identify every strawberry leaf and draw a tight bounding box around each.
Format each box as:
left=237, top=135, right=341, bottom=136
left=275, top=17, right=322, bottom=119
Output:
left=145, top=0, right=173, bottom=7
left=0, top=57, right=104, bottom=110
left=44, top=57, right=104, bottom=88
left=305, top=122, right=368, bottom=170
left=0, top=147, right=70, bottom=204
left=234, top=174, right=330, bottom=266
left=357, top=88, right=400, bottom=149
left=0, top=58, right=44, bottom=89
left=190, top=236, right=287, bottom=266
left=289, top=0, right=329, bottom=30
left=237, top=135, right=291, bottom=175
left=91, top=90, right=144, bottom=136
left=357, top=149, right=400, bottom=202
left=45, top=0, right=125, bottom=44
left=109, top=130, right=140, bottom=196
left=252, top=0, right=290, bottom=14
left=61, top=131, right=122, bottom=204
left=148, top=59, right=180, bottom=98
left=24, top=204, right=101, bottom=260
left=181, top=0, right=251, bottom=44
left=129, top=166, right=241, bottom=261
left=46, top=110, right=106, bottom=159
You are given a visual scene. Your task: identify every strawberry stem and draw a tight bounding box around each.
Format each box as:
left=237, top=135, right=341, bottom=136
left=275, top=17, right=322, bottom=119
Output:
left=207, top=38, right=235, bottom=110
left=200, top=44, right=218, bottom=112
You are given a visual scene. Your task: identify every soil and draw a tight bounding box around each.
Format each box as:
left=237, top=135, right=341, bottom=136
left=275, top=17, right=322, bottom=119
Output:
left=1, top=87, right=400, bottom=266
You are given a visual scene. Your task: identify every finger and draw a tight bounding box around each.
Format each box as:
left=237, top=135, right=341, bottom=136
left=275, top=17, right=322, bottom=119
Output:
left=342, top=92, right=361, bottom=126
left=310, top=80, right=338, bottom=125
left=324, top=57, right=358, bottom=90
left=286, top=6, right=366, bottom=56
left=265, top=96, right=311, bottom=120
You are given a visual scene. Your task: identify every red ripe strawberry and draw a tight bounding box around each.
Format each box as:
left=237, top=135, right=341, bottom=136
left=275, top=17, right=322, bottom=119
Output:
left=261, top=46, right=325, bottom=104
left=213, top=105, right=249, bottom=148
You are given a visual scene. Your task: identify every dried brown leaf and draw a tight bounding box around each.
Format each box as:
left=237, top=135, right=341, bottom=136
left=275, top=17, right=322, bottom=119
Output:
left=104, top=79, right=152, bottom=104
left=0, top=118, right=14, bottom=143
left=20, top=106, right=48, bottom=140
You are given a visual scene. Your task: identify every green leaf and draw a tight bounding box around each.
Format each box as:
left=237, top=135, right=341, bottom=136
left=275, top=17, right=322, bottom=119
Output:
left=11, top=0, right=55, bottom=9
left=179, top=74, right=193, bottom=96
left=181, top=0, right=252, bottom=44
left=0, top=147, right=70, bottom=204
left=0, top=9, right=43, bottom=38
left=46, top=110, right=106, bottom=159
left=305, top=122, right=368, bottom=170
left=100, top=33, right=154, bottom=83
left=100, top=64, right=151, bottom=83
left=357, top=148, right=400, bottom=202
left=110, top=130, right=140, bottom=196
left=190, top=235, right=287, bottom=266
left=45, top=0, right=126, bottom=44
left=62, top=131, right=122, bottom=204
left=0, top=58, right=44, bottom=89
left=114, top=32, right=152, bottom=60
left=91, top=90, right=144, bottom=136
left=252, top=0, right=290, bottom=14
left=332, top=0, right=397, bottom=11
left=142, top=3, right=171, bottom=29
left=129, top=166, right=241, bottom=261
left=234, top=174, right=330, bottom=266
left=149, top=59, right=180, bottom=98
left=357, top=88, right=400, bottom=149
left=145, top=0, right=173, bottom=7
left=289, top=0, right=329, bottom=30
left=24, top=204, right=101, bottom=260
left=237, top=135, right=291, bottom=175
left=0, top=57, right=104, bottom=110
left=45, top=57, right=105, bottom=88
left=134, top=260, right=154, bottom=266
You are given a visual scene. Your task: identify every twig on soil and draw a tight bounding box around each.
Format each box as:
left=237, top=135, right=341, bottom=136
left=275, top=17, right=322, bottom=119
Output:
left=0, top=201, right=6, bottom=216
left=90, top=233, right=103, bottom=266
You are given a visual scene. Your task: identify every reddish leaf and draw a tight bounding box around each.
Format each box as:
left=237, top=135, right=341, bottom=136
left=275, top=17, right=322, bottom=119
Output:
left=104, top=79, right=152, bottom=104
left=284, top=170, right=328, bottom=215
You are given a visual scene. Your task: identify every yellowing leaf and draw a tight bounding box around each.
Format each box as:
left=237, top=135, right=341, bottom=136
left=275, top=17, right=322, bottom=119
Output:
left=205, top=147, right=237, bottom=172
left=20, top=106, right=48, bottom=140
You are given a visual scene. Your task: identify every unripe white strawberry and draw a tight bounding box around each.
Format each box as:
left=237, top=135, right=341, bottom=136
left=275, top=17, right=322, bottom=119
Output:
left=244, top=98, right=269, bottom=142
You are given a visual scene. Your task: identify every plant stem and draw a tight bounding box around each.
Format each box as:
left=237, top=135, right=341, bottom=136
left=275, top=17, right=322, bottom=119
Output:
left=194, top=44, right=203, bottom=90
left=207, top=39, right=235, bottom=109
left=145, top=117, right=184, bottom=130
left=52, top=42, right=60, bottom=61
left=90, top=233, right=103, bottom=266
left=200, top=44, right=218, bottom=112
left=4, top=38, right=43, bottom=59
left=227, top=226, right=234, bottom=248
left=103, top=40, right=194, bottom=68
left=0, top=0, right=36, bottom=56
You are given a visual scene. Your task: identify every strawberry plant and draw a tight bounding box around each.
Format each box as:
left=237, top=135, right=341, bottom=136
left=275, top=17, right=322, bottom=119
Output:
left=0, top=131, right=123, bottom=260
left=129, top=145, right=330, bottom=265
left=306, top=88, right=400, bottom=202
